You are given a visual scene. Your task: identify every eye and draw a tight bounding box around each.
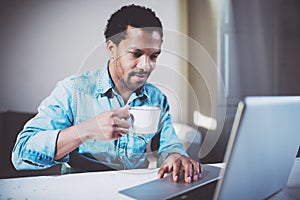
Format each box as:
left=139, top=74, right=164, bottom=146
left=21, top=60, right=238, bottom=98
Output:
left=129, top=51, right=142, bottom=58
left=150, top=54, right=159, bottom=61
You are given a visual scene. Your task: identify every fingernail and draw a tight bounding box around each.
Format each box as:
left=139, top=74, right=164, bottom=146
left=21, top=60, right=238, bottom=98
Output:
left=193, top=175, right=199, bottom=181
left=186, top=176, right=191, bottom=183
left=173, top=175, right=178, bottom=182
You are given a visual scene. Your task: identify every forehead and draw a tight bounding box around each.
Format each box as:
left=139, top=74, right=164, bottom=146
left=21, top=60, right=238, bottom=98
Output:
left=120, top=27, right=162, bottom=50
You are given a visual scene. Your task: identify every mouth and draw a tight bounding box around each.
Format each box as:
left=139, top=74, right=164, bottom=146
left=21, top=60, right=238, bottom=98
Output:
left=134, top=74, right=148, bottom=82
left=130, top=71, right=150, bottom=83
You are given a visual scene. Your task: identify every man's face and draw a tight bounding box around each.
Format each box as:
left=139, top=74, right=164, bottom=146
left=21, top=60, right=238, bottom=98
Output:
left=110, top=27, right=162, bottom=92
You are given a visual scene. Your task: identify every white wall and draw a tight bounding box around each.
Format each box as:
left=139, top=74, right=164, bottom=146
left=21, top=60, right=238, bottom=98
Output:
left=0, top=0, right=188, bottom=123
left=187, top=0, right=218, bottom=119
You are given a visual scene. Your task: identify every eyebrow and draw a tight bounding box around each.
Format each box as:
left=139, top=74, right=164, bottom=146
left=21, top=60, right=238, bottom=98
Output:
left=129, top=47, right=161, bottom=55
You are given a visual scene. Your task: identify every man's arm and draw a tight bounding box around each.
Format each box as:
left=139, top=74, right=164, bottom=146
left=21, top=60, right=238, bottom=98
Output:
left=54, top=105, right=130, bottom=160
left=12, top=77, right=130, bottom=170
left=155, top=96, right=202, bottom=183
left=12, top=79, right=78, bottom=170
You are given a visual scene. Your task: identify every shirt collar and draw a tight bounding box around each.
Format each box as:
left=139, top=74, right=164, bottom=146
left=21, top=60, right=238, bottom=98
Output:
left=97, top=64, right=114, bottom=97
left=97, top=63, right=149, bottom=100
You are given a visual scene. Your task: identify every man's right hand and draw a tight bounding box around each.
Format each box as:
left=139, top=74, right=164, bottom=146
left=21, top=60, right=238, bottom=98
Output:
left=77, top=105, right=131, bottom=141
left=55, top=105, right=131, bottom=160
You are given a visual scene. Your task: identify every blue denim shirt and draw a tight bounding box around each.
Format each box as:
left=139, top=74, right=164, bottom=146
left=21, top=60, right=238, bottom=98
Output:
left=12, top=66, right=187, bottom=170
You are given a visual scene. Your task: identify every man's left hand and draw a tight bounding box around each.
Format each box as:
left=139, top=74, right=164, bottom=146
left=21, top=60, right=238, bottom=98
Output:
left=158, top=153, right=202, bottom=183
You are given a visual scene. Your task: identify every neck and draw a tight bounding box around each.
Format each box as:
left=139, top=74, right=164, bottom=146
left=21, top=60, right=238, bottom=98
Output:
left=108, top=60, right=132, bottom=104
left=115, top=84, right=132, bottom=104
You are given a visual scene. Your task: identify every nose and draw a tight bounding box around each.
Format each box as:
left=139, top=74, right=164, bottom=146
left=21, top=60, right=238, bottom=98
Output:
left=136, top=55, right=152, bottom=71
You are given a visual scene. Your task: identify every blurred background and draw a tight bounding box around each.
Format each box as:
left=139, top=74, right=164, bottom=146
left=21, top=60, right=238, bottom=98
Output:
left=0, top=0, right=299, bottom=178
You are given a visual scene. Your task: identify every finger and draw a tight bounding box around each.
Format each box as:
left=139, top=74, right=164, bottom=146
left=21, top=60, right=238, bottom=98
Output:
left=112, top=127, right=131, bottom=139
left=113, top=132, right=123, bottom=139
left=113, top=126, right=129, bottom=136
left=113, top=105, right=130, bottom=119
left=113, top=117, right=131, bottom=129
left=192, top=161, right=200, bottom=181
left=158, top=165, right=168, bottom=179
left=168, top=164, right=173, bottom=173
left=172, top=161, right=180, bottom=182
left=183, top=162, right=192, bottom=183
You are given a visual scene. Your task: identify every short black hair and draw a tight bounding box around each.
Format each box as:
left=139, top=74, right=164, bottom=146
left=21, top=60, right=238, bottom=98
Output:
left=104, top=4, right=163, bottom=45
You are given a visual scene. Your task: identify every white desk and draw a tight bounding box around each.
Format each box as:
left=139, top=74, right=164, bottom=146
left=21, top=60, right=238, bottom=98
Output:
left=0, top=159, right=299, bottom=200
left=0, top=168, right=160, bottom=200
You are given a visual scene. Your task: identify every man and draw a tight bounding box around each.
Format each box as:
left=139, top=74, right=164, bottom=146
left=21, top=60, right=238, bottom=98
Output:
left=12, top=4, right=201, bottom=183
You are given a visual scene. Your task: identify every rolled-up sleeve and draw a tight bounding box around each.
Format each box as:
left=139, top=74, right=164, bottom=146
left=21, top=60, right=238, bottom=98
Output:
left=12, top=129, right=69, bottom=170
left=11, top=78, right=74, bottom=170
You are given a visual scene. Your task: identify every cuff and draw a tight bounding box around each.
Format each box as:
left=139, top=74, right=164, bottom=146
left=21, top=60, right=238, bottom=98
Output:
left=13, top=130, right=69, bottom=170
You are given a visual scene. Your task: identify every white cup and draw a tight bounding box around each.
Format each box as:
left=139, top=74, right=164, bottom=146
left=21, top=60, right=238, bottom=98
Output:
left=129, top=106, right=161, bottom=134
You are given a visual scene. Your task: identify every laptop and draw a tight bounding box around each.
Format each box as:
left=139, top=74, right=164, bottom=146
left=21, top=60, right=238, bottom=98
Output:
left=119, top=96, right=300, bottom=200
left=213, top=96, right=300, bottom=200
left=119, top=164, right=221, bottom=200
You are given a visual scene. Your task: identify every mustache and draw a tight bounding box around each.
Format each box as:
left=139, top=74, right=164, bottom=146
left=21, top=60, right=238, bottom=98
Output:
left=129, top=70, right=150, bottom=76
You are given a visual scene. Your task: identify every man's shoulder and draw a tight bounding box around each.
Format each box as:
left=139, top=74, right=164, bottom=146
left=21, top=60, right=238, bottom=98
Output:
left=68, top=69, right=101, bottom=81
left=58, top=69, right=102, bottom=94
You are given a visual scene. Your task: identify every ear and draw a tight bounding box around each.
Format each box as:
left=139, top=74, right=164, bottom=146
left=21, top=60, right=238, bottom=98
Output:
left=106, top=40, right=117, bottom=60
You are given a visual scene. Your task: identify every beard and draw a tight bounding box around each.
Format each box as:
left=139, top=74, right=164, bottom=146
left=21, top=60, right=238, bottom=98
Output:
left=121, top=70, right=150, bottom=91
left=114, top=60, right=151, bottom=92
